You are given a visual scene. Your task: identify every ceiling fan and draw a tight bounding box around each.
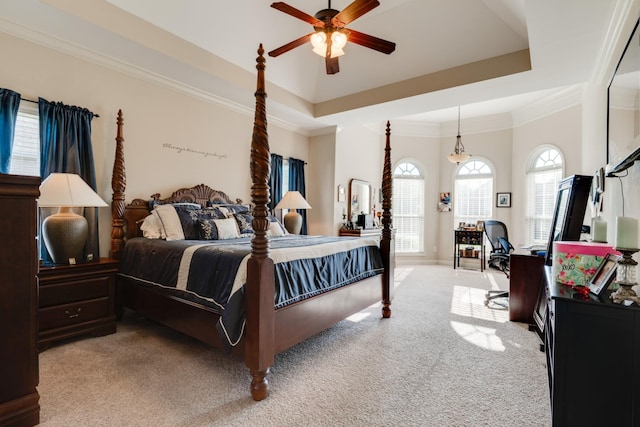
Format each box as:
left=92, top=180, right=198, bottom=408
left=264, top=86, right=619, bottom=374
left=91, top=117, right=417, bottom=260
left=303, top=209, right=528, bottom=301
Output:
left=268, top=0, right=396, bottom=75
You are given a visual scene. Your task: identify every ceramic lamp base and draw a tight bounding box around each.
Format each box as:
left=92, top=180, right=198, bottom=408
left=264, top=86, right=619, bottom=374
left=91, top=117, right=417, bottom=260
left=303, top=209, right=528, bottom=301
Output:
left=283, top=211, right=302, bottom=234
left=42, top=207, right=88, bottom=264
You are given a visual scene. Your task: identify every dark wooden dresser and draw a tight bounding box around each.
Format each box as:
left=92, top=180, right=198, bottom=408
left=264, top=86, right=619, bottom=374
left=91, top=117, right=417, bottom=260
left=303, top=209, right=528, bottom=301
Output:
left=37, top=258, right=118, bottom=351
left=542, top=266, right=640, bottom=426
left=0, top=174, right=40, bottom=427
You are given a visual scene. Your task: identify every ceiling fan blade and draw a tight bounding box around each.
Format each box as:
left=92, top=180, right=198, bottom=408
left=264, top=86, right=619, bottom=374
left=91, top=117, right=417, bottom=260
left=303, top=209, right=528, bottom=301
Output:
left=271, top=2, right=324, bottom=27
left=345, top=29, right=396, bottom=54
left=332, top=0, right=380, bottom=27
left=326, top=56, right=340, bottom=75
left=268, top=33, right=314, bottom=57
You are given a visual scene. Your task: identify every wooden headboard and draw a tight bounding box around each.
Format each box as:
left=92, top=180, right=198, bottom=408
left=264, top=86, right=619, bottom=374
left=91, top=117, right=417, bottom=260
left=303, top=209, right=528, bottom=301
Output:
left=121, top=184, right=244, bottom=241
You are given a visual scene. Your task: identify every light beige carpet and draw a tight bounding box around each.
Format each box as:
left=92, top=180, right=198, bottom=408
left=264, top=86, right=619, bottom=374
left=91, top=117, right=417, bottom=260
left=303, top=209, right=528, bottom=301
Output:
left=37, top=264, right=550, bottom=427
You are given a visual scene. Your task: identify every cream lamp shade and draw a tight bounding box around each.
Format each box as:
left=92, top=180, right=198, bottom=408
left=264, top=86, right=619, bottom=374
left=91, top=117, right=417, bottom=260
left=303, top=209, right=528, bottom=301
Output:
left=275, top=191, right=311, bottom=234
left=38, top=173, right=108, bottom=265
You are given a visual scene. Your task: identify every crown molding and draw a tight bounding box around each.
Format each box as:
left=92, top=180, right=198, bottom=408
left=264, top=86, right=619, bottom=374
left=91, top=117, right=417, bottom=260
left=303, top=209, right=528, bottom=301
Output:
left=0, top=17, right=312, bottom=137
left=511, top=84, right=584, bottom=127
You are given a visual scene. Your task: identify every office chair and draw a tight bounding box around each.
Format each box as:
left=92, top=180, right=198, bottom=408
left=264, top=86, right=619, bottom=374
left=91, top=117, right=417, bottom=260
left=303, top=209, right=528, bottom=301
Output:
left=483, top=220, right=514, bottom=305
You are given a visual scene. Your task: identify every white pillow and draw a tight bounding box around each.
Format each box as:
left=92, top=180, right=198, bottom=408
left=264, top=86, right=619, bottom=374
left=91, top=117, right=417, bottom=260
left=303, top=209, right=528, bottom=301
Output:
left=267, top=221, right=285, bottom=237
left=154, top=204, right=185, bottom=240
left=214, top=218, right=240, bottom=239
left=140, top=212, right=165, bottom=239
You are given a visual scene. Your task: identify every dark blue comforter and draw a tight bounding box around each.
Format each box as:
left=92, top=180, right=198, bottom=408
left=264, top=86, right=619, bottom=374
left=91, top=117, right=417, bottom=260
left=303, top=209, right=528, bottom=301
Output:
left=118, top=235, right=383, bottom=348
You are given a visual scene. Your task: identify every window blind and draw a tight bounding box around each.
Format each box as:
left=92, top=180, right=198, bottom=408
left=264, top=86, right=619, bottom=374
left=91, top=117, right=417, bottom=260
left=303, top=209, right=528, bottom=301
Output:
left=9, top=107, right=40, bottom=177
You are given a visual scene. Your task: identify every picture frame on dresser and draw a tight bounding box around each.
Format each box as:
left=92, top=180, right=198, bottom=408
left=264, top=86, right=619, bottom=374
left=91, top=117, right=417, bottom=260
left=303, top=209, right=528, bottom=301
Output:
left=588, top=253, right=619, bottom=297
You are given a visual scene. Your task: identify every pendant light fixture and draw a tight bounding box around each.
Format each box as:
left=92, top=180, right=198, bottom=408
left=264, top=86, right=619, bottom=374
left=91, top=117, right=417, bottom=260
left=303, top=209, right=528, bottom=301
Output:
left=448, top=106, right=471, bottom=164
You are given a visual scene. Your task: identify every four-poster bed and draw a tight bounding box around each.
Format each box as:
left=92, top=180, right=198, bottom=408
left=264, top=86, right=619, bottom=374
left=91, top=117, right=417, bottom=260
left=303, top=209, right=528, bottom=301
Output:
left=109, top=45, right=395, bottom=401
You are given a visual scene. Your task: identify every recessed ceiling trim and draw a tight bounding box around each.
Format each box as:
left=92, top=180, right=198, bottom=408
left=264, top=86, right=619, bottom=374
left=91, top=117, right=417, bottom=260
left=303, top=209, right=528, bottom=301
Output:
left=315, top=49, right=532, bottom=118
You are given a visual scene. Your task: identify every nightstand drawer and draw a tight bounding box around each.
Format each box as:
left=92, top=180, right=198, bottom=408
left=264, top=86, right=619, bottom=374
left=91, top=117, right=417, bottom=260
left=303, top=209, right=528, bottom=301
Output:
left=37, top=258, right=118, bottom=350
left=39, top=276, right=110, bottom=307
left=39, top=297, right=110, bottom=330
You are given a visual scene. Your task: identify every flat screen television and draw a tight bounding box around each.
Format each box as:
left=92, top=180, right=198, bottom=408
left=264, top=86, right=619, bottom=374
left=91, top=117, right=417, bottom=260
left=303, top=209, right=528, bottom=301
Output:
left=544, top=174, right=593, bottom=266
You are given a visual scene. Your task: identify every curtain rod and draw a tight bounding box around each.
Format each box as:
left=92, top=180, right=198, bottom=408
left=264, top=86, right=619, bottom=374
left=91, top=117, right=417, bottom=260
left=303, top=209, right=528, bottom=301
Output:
left=21, top=97, right=100, bottom=118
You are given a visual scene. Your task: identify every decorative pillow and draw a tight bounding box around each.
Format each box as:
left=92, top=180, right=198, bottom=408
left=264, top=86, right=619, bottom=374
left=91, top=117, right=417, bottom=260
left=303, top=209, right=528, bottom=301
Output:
left=153, top=204, right=185, bottom=240
left=197, top=218, right=219, bottom=240
left=208, top=203, right=250, bottom=215
left=268, top=214, right=288, bottom=235
left=267, top=221, right=285, bottom=237
left=196, top=217, right=240, bottom=240
left=214, top=218, right=240, bottom=239
left=234, top=212, right=254, bottom=236
left=149, top=200, right=201, bottom=210
left=175, top=206, right=225, bottom=239
left=140, top=212, right=165, bottom=239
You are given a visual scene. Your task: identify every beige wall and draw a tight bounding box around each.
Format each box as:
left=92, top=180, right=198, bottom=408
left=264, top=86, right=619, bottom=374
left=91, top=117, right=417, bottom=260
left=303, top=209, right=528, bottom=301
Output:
left=511, top=106, right=583, bottom=248
left=0, top=31, right=309, bottom=257
left=308, top=131, right=337, bottom=236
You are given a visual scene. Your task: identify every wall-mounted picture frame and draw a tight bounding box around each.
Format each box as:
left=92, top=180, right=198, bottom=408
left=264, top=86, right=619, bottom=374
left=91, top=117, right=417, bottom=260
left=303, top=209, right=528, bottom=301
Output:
left=438, top=192, right=451, bottom=212
left=588, top=253, right=620, bottom=296
left=496, top=192, right=511, bottom=208
left=337, top=185, right=345, bottom=202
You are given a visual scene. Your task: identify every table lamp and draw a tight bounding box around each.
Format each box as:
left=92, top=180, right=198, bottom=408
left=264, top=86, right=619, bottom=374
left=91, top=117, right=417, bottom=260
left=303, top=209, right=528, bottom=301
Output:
left=38, top=173, right=108, bottom=264
left=275, top=191, right=311, bottom=234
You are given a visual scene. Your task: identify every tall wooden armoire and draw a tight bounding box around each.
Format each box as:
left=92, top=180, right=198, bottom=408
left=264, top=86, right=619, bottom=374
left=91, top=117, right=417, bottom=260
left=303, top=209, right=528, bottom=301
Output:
left=0, top=174, right=40, bottom=426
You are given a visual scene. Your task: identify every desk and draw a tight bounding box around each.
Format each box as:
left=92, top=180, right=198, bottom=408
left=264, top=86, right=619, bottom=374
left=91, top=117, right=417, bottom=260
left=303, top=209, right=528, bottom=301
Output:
left=453, top=230, right=484, bottom=272
left=509, top=253, right=544, bottom=323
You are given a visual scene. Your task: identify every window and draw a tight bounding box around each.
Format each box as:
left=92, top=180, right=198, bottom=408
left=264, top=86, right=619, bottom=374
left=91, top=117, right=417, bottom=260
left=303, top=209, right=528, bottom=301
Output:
left=526, top=147, right=563, bottom=245
left=393, top=161, right=424, bottom=253
left=453, top=159, right=493, bottom=227
left=9, top=104, right=40, bottom=176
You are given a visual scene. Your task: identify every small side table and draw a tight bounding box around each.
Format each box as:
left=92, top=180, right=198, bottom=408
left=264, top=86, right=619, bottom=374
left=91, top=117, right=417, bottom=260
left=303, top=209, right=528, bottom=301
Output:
left=453, top=230, right=485, bottom=272
left=37, top=258, right=119, bottom=351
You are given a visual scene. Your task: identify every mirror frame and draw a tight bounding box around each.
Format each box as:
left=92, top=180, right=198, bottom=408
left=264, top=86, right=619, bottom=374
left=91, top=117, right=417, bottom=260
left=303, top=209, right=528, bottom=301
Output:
left=348, top=179, right=372, bottom=220
left=607, top=19, right=640, bottom=166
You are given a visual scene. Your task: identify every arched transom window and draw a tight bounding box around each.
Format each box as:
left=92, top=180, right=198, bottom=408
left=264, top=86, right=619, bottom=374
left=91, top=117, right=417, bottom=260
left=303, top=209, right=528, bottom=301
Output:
left=526, top=147, right=564, bottom=245
left=454, top=159, right=493, bottom=228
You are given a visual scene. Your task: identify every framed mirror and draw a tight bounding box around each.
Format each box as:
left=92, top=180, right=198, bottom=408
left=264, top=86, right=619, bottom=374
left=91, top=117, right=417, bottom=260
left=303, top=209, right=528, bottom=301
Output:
left=349, top=179, right=372, bottom=220
left=607, top=19, right=640, bottom=171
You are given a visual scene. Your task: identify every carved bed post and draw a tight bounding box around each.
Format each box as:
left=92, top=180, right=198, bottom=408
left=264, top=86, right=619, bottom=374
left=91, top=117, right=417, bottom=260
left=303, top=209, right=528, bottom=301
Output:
left=110, top=109, right=126, bottom=260
left=380, top=121, right=394, bottom=318
left=245, top=44, right=275, bottom=401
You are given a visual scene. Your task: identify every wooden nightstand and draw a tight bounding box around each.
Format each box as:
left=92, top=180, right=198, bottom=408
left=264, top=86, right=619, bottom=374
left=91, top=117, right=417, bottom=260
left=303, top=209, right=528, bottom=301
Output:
left=37, top=258, right=119, bottom=351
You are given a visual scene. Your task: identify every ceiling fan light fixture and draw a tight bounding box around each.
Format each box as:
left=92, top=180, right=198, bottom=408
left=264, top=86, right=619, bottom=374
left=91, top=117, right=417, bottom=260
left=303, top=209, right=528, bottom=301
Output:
left=311, top=30, right=346, bottom=58
left=310, top=31, right=326, bottom=50
left=269, top=1, right=395, bottom=74
left=331, top=30, right=347, bottom=49
left=448, top=107, right=471, bottom=164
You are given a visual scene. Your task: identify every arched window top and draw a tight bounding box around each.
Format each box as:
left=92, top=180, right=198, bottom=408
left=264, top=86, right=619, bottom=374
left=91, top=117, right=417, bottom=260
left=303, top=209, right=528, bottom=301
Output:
left=530, top=147, right=563, bottom=172
left=457, top=159, right=492, bottom=176
left=394, top=162, right=422, bottom=177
